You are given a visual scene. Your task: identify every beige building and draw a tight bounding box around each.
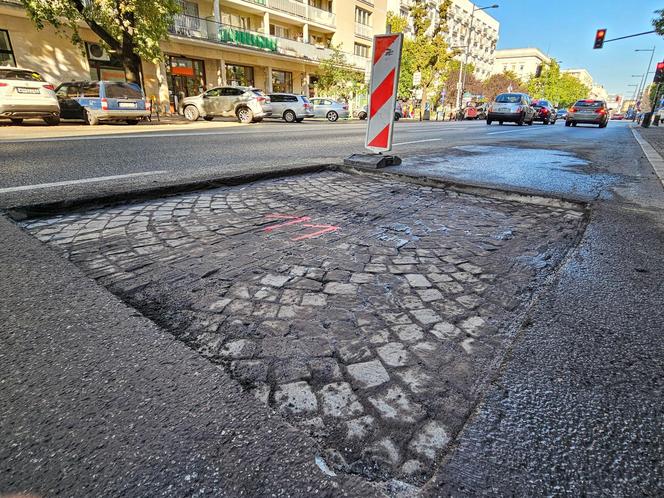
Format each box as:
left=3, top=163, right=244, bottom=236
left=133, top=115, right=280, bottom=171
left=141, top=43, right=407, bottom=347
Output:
left=562, top=68, right=593, bottom=89
left=0, top=0, right=387, bottom=113
left=387, top=0, right=499, bottom=80
left=492, top=47, right=550, bottom=81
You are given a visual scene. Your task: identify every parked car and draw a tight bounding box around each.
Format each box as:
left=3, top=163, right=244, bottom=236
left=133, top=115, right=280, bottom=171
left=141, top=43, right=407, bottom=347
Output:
left=463, top=103, right=487, bottom=120
left=556, top=108, right=568, bottom=120
left=611, top=113, right=625, bottom=120
left=267, top=93, right=313, bottom=122
left=486, top=93, right=535, bottom=125
left=0, top=66, right=60, bottom=125
left=310, top=98, right=349, bottom=121
left=181, top=86, right=272, bottom=123
left=565, top=99, right=608, bottom=128
left=55, top=81, right=149, bottom=125
left=357, top=102, right=403, bottom=121
left=531, top=99, right=557, bottom=124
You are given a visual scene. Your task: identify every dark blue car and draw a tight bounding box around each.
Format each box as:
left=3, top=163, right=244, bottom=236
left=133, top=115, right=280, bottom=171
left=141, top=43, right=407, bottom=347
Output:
left=54, top=80, right=149, bottom=125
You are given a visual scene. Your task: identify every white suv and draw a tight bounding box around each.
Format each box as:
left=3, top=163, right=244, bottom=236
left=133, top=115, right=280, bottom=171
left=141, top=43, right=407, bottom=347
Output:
left=0, top=66, right=60, bottom=125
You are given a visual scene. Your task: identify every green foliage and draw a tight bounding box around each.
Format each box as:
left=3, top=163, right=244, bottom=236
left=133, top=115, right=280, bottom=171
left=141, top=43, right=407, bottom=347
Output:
left=653, top=9, right=664, bottom=35
left=315, top=46, right=366, bottom=101
left=526, top=60, right=590, bottom=107
left=21, top=0, right=180, bottom=81
left=386, top=11, right=414, bottom=98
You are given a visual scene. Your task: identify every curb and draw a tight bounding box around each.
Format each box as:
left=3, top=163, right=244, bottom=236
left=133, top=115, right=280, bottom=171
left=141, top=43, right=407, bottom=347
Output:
left=631, top=126, right=664, bottom=188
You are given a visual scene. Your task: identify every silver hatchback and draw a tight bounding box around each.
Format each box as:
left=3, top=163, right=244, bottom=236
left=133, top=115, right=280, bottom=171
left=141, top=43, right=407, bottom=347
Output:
left=487, top=92, right=535, bottom=126
left=267, top=93, right=314, bottom=122
left=181, top=86, right=272, bottom=123
left=310, top=98, right=349, bottom=122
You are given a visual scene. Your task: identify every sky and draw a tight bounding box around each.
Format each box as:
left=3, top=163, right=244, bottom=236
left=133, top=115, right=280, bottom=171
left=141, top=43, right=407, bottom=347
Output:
left=490, top=0, right=664, bottom=96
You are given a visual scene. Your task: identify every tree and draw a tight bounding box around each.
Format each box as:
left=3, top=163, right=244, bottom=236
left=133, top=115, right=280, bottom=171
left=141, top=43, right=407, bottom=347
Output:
left=315, top=46, right=366, bottom=103
left=386, top=11, right=414, bottom=99
left=20, top=0, right=180, bottom=83
left=653, top=9, right=664, bottom=35
left=481, top=71, right=525, bottom=101
left=526, top=60, right=589, bottom=107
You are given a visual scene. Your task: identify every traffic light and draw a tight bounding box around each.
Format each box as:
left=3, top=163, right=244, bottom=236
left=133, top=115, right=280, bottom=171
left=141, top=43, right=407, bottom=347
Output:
left=593, top=29, right=607, bottom=49
left=655, top=61, right=664, bottom=83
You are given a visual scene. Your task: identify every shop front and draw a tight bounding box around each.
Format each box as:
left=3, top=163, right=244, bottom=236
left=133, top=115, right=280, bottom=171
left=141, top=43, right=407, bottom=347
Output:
left=165, top=55, right=206, bottom=112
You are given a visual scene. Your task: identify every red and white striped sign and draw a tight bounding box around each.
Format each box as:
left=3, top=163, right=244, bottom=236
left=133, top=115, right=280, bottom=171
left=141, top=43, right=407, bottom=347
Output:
left=365, top=33, right=403, bottom=152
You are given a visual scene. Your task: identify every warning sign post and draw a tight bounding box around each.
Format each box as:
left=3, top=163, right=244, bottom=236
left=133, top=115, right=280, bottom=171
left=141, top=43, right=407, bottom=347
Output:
left=345, top=32, right=403, bottom=169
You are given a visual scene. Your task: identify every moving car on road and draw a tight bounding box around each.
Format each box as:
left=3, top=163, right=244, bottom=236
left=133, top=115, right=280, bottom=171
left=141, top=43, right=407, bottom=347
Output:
left=556, top=108, right=568, bottom=120
left=486, top=93, right=535, bottom=126
left=0, top=66, right=60, bottom=125
left=310, top=98, right=349, bottom=122
left=55, top=81, right=149, bottom=125
left=266, top=93, right=313, bottom=122
left=532, top=99, right=557, bottom=124
left=565, top=99, right=608, bottom=128
left=181, top=86, right=272, bottom=123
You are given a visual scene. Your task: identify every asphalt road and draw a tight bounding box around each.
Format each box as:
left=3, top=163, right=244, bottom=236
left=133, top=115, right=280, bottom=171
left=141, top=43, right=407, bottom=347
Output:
left=0, top=119, right=633, bottom=192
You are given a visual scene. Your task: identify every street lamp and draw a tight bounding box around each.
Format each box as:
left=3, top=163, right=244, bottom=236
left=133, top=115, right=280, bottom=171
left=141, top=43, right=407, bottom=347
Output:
left=455, top=4, right=499, bottom=116
left=634, top=47, right=656, bottom=106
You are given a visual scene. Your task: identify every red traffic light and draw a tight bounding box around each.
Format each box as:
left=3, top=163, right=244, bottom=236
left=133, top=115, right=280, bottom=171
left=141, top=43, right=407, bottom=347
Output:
left=655, top=61, right=664, bottom=83
left=593, top=29, right=607, bottom=49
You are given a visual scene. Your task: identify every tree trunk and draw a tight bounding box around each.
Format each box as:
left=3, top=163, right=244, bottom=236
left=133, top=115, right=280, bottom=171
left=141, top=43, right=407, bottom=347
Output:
left=122, top=52, right=142, bottom=85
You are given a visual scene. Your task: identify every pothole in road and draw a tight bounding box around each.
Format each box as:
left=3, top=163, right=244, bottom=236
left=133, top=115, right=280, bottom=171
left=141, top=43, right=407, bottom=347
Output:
left=22, top=172, right=586, bottom=489
left=399, top=145, right=620, bottom=199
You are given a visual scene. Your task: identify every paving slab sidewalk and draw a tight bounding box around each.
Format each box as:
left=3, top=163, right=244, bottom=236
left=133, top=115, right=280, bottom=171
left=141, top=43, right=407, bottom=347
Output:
left=0, top=213, right=379, bottom=497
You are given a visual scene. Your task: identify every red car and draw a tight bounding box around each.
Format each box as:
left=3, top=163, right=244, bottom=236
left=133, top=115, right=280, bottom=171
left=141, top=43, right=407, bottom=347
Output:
left=611, top=113, right=625, bottom=120
left=531, top=99, right=557, bottom=124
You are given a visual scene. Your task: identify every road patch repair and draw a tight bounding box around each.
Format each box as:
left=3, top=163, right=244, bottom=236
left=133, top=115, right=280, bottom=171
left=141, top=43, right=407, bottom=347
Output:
left=20, top=170, right=586, bottom=490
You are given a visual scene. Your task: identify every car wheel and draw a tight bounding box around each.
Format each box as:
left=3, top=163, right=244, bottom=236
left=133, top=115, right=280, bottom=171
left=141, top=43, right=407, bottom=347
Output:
left=43, top=116, right=60, bottom=126
left=236, top=106, right=253, bottom=123
left=84, top=110, right=99, bottom=126
left=486, top=120, right=492, bottom=125
left=283, top=110, right=296, bottom=123
left=125, top=119, right=139, bottom=125
left=10, top=118, right=23, bottom=125
left=394, top=113, right=400, bottom=121
left=528, top=119, right=533, bottom=125
left=572, top=122, right=577, bottom=127
left=499, top=121, right=503, bottom=125
left=565, top=121, right=571, bottom=127
left=358, top=112, right=367, bottom=120
left=203, top=116, right=214, bottom=121
left=599, top=121, right=607, bottom=128
left=326, top=111, right=339, bottom=122
left=183, top=105, right=199, bottom=121
left=295, top=118, right=304, bottom=123
left=543, top=118, right=549, bottom=125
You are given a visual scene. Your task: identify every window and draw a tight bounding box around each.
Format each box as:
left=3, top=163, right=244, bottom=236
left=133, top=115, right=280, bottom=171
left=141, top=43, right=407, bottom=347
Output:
left=269, top=94, right=284, bottom=103
left=222, top=12, right=250, bottom=30
left=226, top=64, right=254, bottom=87
left=0, top=30, right=16, bottom=66
left=80, top=82, right=100, bottom=97
left=221, top=87, right=244, bottom=96
left=354, top=43, right=369, bottom=58
left=105, top=82, right=143, bottom=99
left=0, top=68, right=44, bottom=81
left=272, top=70, right=292, bottom=93
left=205, top=88, right=222, bottom=97
left=270, top=24, right=290, bottom=39
left=355, top=7, right=371, bottom=26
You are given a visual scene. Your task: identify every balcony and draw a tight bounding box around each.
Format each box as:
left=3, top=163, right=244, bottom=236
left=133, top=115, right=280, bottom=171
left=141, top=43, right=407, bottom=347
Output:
left=354, top=23, right=372, bottom=40
left=236, top=0, right=336, bottom=28
left=169, top=14, right=350, bottom=65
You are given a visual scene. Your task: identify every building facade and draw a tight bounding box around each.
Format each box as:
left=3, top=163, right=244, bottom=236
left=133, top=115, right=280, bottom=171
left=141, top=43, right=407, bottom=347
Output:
left=492, top=47, right=550, bottom=81
left=387, top=0, right=500, bottom=80
left=0, top=0, right=387, bottom=113
left=561, top=68, right=593, bottom=90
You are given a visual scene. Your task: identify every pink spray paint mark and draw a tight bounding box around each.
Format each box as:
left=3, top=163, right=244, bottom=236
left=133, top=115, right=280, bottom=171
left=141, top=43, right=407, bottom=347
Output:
left=262, top=213, right=340, bottom=241
left=291, top=224, right=341, bottom=241
left=263, top=215, right=311, bottom=232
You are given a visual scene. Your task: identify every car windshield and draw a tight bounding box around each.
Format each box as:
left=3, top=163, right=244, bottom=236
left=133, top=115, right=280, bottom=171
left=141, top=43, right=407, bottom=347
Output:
left=533, top=100, right=549, bottom=107
left=105, top=83, right=142, bottom=99
left=252, top=89, right=266, bottom=96
left=0, top=69, right=45, bottom=81
left=574, top=100, right=603, bottom=108
left=301, top=96, right=310, bottom=103
left=495, top=94, right=521, bottom=103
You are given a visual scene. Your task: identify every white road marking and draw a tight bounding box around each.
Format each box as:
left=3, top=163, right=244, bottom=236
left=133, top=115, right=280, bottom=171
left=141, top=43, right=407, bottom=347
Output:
left=393, top=138, right=443, bottom=146
left=0, top=171, right=168, bottom=193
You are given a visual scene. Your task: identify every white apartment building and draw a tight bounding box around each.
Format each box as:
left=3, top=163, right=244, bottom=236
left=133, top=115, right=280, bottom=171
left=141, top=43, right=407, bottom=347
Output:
left=492, top=47, right=550, bottom=81
left=562, top=69, right=594, bottom=89
left=387, top=0, right=500, bottom=80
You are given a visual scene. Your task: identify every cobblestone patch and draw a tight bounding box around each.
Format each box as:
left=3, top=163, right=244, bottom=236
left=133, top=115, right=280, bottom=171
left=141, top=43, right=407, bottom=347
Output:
left=22, top=171, right=585, bottom=486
